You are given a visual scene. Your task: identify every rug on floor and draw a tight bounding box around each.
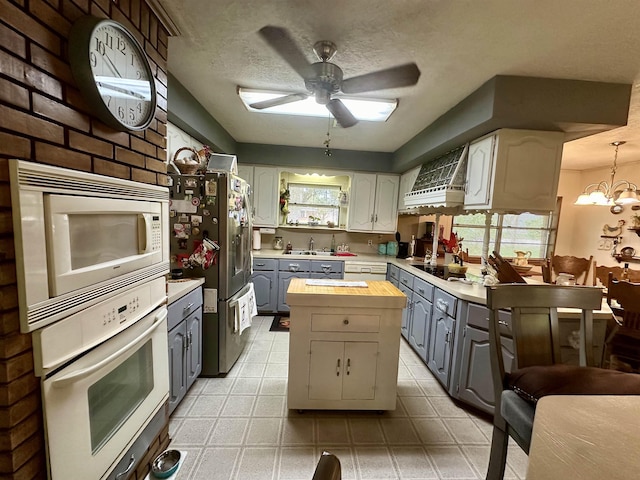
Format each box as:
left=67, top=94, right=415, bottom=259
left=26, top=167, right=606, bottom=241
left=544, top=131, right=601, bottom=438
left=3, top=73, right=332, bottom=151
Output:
left=269, top=315, right=290, bottom=332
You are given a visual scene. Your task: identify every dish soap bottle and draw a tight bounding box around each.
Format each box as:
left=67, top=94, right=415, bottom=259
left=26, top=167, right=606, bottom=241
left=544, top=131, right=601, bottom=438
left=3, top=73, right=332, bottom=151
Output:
left=330, top=234, right=336, bottom=253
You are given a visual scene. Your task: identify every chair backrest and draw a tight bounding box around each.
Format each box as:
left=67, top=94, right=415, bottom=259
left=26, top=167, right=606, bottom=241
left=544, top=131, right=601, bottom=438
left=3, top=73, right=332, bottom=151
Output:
left=594, top=264, right=640, bottom=286
left=312, top=452, right=341, bottom=480
left=550, top=255, right=594, bottom=285
left=486, top=284, right=604, bottom=404
left=607, top=274, right=640, bottom=332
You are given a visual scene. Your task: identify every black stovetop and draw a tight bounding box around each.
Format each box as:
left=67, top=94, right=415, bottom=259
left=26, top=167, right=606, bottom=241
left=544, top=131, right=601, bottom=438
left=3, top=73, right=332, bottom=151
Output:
left=409, top=263, right=466, bottom=280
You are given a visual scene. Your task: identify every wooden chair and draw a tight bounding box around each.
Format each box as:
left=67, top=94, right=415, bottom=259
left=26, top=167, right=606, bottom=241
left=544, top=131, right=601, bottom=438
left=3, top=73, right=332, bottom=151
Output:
left=485, top=283, right=603, bottom=480
left=312, top=452, right=341, bottom=480
left=606, top=274, right=640, bottom=372
left=594, top=264, right=640, bottom=286
left=548, top=255, right=594, bottom=285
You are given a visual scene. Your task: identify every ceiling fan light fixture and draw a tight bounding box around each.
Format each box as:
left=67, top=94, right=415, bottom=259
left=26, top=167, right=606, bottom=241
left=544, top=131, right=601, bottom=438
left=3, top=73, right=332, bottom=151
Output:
left=238, top=88, right=398, bottom=122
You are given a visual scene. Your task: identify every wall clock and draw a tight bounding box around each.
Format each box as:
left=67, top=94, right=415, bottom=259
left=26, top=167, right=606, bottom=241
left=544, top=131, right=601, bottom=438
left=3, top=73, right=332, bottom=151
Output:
left=68, top=16, right=157, bottom=131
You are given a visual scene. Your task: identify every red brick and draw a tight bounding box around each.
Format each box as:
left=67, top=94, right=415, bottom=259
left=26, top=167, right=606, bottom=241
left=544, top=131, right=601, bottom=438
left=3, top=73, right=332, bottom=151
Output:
left=30, top=43, right=74, bottom=89
left=131, top=167, right=156, bottom=185
left=33, top=93, right=89, bottom=132
left=0, top=372, right=37, bottom=406
left=130, top=136, right=156, bottom=157
left=130, top=0, right=140, bottom=29
left=0, top=238, right=15, bottom=262
left=35, top=142, right=91, bottom=172
left=43, top=0, right=59, bottom=8
left=0, top=104, right=64, bottom=144
left=0, top=413, right=40, bottom=451
left=94, top=158, right=130, bottom=180
left=0, top=184, right=9, bottom=208
left=0, top=211, right=13, bottom=236
left=0, top=310, right=20, bottom=336
left=145, top=157, right=166, bottom=174
left=92, top=122, right=130, bottom=147
left=0, top=23, right=26, bottom=59
left=92, top=0, right=110, bottom=16
left=0, top=78, right=29, bottom=110
left=11, top=454, right=46, bottom=480
left=0, top=50, right=27, bottom=84
left=61, top=0, right=86, bottom=22
left=29, top=0, right=72, bottom=37
left=0, top=428, right=42, bottom=473
left=1, top=0, right=62, bottom=56
left=0, top=350, right=33, bottom=384
left=69, top=130, right=113, bottom=158
left=115, top=146, right=145, bottom=167
left=0, top=263, right=17, bottom=287
left=145, top=128, right=165, bottom=149
left=0, top=132, right=30, bottom=159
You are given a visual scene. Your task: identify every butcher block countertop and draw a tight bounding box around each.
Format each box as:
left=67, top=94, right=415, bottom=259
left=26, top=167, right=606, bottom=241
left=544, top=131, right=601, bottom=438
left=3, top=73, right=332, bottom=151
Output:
left=286, top=278, right=407, bottom=309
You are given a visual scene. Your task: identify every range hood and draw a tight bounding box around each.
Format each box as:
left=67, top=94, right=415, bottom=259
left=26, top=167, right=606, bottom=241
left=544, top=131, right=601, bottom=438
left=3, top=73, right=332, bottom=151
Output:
left=403, top=144, right=468, bottom=214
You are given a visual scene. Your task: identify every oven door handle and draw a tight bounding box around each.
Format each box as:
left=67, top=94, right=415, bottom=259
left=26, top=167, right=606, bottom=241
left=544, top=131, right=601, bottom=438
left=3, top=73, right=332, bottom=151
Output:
left=51, top=309, right=167, bottom=389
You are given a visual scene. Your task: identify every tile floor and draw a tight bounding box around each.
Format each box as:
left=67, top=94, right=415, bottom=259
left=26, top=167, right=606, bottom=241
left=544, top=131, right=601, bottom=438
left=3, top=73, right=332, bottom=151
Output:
left=168, top=316, right=528, bottom=479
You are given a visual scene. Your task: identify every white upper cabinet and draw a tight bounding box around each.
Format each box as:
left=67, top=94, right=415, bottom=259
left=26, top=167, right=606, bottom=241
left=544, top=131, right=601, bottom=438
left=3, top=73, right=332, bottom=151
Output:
left=464, top=129, right=565, bottom=212
left=252, top=166, right=279, bottom=227
left=348, top=173, right=399, bottom=233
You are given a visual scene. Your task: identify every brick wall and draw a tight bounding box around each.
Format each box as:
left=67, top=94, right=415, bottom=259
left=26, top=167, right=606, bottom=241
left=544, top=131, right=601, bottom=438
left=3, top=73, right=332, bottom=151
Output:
left=0, top=0, right=169, bottom=478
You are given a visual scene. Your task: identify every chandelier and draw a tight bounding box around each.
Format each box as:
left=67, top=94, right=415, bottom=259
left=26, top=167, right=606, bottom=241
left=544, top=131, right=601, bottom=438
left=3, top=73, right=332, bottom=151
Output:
left=574, top=141, right=640, bottom=206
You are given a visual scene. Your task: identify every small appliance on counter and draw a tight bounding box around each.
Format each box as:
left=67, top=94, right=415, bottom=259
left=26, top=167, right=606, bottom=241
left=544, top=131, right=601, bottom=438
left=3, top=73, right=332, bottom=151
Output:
left=396, top=242, right=410, bottom=259
left=252, top=229, right=261, bottom=250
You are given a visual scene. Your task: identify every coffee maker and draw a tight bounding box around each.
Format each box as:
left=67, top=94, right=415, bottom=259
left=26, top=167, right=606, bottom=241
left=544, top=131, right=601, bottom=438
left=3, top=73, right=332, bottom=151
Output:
left=396, top=242, right=410, bottom=259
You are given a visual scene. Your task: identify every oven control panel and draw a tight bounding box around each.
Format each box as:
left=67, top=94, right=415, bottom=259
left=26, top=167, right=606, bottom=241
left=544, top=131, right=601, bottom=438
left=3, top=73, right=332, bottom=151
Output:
left=33, top=276, right=167, bottom=375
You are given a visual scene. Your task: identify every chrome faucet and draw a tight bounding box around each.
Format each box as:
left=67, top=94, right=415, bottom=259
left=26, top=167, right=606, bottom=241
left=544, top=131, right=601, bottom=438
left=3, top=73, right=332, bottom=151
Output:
left=309, top=236, right=314, bottom=251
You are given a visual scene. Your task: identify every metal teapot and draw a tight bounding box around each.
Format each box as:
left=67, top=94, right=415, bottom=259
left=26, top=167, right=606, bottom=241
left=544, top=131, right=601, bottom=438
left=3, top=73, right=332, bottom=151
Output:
left=513, top=250, right=531, bottom=266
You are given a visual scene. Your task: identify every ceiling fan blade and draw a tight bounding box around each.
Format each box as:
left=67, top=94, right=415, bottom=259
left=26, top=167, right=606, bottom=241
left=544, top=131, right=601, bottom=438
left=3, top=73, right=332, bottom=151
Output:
left=258, top=26, right=314, bottom=79
left=327, top=99, right=358, bottom=128
left=249, top=93, right=309, bottom=110
left=341, top=63, right=421, bottom=94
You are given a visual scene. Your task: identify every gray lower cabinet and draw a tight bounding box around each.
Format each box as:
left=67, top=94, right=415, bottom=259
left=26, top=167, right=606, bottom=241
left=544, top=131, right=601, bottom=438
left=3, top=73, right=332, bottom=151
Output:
left=168, top=287, right=203, bottom=415
left=427, top=288, right=458, bottom=389
left=453, top=303, right=514, bottom=415
left=398, top=271, right=433, bottom=363
left=277, top=259, right=344, bottom=313
left=252, top=258, right=278, bottom=313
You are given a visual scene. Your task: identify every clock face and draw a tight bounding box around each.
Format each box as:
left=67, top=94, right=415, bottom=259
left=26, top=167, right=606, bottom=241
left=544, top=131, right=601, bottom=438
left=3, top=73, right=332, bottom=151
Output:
left=69, top=17, right=157, bottom=131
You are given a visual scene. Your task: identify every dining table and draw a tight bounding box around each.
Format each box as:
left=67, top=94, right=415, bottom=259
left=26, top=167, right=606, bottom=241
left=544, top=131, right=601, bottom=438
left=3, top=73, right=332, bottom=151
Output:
left=526, top=395, right=640, bottom=479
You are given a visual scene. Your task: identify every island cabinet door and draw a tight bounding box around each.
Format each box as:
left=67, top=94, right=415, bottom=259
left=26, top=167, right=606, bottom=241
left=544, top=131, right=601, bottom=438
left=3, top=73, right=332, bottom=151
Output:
left=308, top=341, right=378, bottom=401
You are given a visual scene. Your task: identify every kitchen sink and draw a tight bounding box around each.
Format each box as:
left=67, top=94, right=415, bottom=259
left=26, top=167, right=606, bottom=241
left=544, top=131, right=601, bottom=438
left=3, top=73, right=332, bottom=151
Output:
left=283, top=250, right=333, bottom=256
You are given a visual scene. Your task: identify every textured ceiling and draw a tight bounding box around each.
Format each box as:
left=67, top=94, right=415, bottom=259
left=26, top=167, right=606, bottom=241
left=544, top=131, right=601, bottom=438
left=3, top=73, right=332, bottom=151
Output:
left=158, top=0, right=640, bottom=170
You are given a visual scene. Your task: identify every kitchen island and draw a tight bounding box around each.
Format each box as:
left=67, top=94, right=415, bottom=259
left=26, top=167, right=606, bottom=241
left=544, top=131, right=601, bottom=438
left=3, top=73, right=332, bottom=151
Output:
left=256, top=250, right=612, bottom=415
left=286, top=278, right=406, bottom=411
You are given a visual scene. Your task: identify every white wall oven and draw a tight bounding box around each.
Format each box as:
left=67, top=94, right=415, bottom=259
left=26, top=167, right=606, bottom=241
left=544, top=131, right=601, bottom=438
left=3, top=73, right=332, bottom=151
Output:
left=9, top=160, right=170, bottom=332
left=33, top=277, right=169, bottom=480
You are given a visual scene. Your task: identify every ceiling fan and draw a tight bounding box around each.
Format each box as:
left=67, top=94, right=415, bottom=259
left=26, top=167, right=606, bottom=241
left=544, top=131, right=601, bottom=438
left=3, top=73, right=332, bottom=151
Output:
left=252, top=26, right=421, bottom=128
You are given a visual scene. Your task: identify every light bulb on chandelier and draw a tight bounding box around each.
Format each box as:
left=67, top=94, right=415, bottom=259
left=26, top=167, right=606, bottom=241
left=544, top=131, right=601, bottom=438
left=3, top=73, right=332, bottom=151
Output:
left=574, top=141, right=640, bottom=206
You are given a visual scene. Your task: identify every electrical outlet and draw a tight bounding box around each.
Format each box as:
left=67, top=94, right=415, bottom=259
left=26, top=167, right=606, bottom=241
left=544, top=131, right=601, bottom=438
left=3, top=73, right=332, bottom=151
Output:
left=367, top=239, right=373, bottom=246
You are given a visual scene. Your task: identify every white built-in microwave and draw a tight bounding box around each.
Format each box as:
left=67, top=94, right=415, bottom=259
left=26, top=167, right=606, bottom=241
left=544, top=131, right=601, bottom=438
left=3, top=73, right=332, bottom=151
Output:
left=9, top=160, right=170, bottom=332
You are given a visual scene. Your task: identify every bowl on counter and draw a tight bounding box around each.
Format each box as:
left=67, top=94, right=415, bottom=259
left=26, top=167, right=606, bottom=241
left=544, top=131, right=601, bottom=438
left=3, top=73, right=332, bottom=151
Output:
left=447, top=263, right=468, bottom=275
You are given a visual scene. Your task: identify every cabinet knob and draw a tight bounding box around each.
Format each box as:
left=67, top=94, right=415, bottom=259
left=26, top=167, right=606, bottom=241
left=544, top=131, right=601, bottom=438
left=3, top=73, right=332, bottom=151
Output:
left=343, top=318, right=349, bottom=325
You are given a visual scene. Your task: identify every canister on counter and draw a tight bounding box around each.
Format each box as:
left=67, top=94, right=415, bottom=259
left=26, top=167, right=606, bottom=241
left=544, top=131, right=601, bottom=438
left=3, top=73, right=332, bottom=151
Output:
left=378, top=243, right=387, bottom=255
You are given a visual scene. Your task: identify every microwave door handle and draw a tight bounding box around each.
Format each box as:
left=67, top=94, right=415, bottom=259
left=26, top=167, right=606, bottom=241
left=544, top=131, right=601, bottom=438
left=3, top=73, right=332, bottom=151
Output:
left=138, top=214, right=150, bottom=253
left=50, top=309, right=167, bottom=389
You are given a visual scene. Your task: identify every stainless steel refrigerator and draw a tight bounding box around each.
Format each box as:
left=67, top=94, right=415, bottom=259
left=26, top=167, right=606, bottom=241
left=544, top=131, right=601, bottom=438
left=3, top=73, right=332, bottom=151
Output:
left=169, top=171, right=252, bottom=375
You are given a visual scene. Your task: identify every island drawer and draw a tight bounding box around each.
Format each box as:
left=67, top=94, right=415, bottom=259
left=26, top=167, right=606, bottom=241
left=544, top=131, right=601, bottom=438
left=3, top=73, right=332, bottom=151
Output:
left=433, top=288, right=457, bottom=317
left=310, top=260, right=344, bottom=274
left=253, top=258, right=277, bottom=271
left=279, top=259, right=311, bottom=272
left=412, top=277, right=434, bottom=300
left=311, top=313, right=381, bottom=333
left=466, top=302, right=512, bottom=336
left=398, top=270, right=415, bottom=290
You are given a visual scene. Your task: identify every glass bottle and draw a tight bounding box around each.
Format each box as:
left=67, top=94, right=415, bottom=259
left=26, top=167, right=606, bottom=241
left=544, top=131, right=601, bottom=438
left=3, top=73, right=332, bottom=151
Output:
left=330, top=234, right=336, bottom=253
left=622, top=262, right=630, bottom=280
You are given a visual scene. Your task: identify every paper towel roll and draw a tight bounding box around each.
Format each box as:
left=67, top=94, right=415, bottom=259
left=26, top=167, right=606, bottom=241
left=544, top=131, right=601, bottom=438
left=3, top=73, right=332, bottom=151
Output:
left=252, top=230, right=261, bottom=250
